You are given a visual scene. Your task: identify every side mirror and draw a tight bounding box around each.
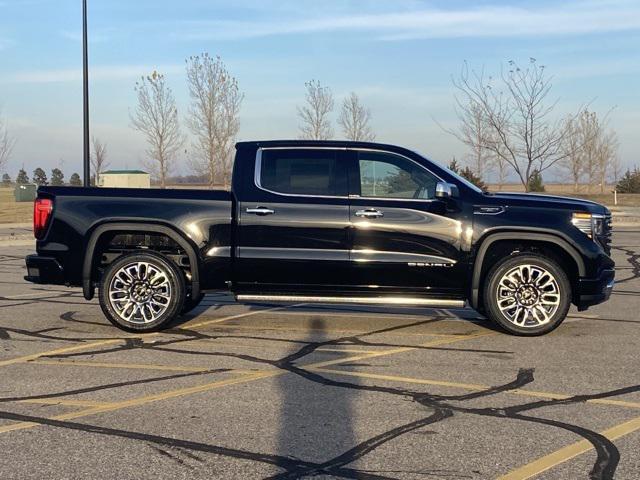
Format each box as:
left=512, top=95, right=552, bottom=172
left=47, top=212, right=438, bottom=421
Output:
left=435, top=181, right=452, bottom=199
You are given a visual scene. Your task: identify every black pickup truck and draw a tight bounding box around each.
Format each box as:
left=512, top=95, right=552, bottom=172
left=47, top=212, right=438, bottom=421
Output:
left=25, top=140, right=614, bottom=335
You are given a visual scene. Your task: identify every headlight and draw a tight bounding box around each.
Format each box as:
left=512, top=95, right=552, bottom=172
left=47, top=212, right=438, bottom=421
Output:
left=571, top=213, right=605, bottom=239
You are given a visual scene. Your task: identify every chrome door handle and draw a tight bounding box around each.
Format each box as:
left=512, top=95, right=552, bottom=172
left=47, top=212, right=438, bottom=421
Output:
left=246, top=206, right=275, bottom=216
left=355, top=209, right=384, bottom=218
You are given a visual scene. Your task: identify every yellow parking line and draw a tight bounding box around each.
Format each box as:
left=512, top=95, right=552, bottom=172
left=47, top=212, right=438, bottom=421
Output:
left=28, top=359, right=213, bottom=373
left=0, top=331, right=491, bottom=436
left=498, top=415, right=640, bottom=480
left=0, top=370, right=274, bottom=435
left=18, top=399, right=114, bottom=408
left=184, top=304, right=302, bottom=330
left=309, top=369, right=640, bottom=410
left=309, top=368, right=489, bottom=390
left=194, top=322, right=477, bottom=337
left=0, top=339, right=122, bottom=368
left=174, top=341, right=381, bottom=354
left=307, top=332, right=496, bottom=369
left=2, top=304, right=293, bottom=369
left=317, top=348, right=380, bottom=354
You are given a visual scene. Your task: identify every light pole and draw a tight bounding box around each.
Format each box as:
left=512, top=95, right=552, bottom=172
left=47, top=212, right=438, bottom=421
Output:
left=82, top=0, right=91, bottom=187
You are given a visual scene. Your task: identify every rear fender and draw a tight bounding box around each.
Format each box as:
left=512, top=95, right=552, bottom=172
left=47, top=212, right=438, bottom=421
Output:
left=83, top=222, right=200, bottom=301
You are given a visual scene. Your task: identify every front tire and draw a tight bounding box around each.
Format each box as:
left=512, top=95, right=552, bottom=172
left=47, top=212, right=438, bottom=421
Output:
left=181, top=292, right=205, bottom=315
left=99, top=251, right=186, bottom=332
left=483, top=253, right=571, bottom=336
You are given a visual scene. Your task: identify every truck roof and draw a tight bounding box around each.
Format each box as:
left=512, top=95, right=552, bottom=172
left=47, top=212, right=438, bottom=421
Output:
left=236, top=139, right=406, bottom=151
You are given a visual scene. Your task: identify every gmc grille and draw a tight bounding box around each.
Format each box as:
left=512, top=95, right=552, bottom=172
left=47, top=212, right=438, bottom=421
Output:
left=597, top=214, right=612, bottom=255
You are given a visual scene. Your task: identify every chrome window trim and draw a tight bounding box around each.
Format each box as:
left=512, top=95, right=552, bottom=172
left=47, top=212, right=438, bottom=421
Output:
left=254, top=146, right=444, bottom=202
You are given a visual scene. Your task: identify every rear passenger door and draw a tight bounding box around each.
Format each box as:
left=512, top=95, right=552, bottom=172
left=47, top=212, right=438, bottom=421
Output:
left=235, top=147, right=352, bottom=293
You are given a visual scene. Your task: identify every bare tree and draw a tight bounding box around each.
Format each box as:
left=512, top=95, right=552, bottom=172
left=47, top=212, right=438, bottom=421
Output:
left=560, top=115, right=585, bottom=192
left=442, top=98, right=494, bottom=181
left=561, top=109, right=618, bottom=193
left=298, top=80, right=334, bottom=140
left=493, top=145, right=509, bottom=190
left=595, top=123, right=618, bottom=193
left=0, top=111, right=16, bottom=173
left=130, top=71, right=184, bottom=188
left=452, top=59, right=580, bottom=192
left=579, top=110, right=601, bottom=192
left=609, top=150, right=623, bottom=186
left=338, top=92, right=375, bottom=141
left=186, top=53, right=243, bottom=187
left=91, top=137, right=109, bottom=186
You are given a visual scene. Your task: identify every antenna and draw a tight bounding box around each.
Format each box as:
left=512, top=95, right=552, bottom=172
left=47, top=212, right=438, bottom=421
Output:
left=82, top=0, right=90, bottom=187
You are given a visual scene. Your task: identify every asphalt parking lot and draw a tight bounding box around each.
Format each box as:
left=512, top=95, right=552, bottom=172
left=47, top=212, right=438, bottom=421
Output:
left=0, top=230, right=638, bottom=479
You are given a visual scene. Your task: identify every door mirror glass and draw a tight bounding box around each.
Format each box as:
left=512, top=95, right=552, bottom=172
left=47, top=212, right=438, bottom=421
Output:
left=435, top=181, right=452, bottom=199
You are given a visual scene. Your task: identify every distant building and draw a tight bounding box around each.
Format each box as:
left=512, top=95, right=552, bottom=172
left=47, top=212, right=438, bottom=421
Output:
left=99, top=170, right=150, bottom=188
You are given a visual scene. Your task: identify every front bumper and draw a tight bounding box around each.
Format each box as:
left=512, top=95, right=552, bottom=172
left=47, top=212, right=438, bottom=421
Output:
left=24, top=255, right=66, bottom=285
left=575, top=268, right=615, bottom=310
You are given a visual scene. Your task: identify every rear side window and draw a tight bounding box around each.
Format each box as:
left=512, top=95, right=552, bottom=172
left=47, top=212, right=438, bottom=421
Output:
left=259, top=149, right=346, bottom=196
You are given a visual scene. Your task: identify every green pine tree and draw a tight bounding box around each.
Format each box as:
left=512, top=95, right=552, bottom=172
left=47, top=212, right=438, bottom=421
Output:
left=616, top=168, right=640, bottom=193
left=51, top=168, right=65, bottom=186
left=1, top=173, right=11, bottom=186
left=527, top=170, right=545, bottom=192
left=69, top=173, right=82, bottom=186
left=16, top=169, right=29, bottom=184
left=459, top=166, right=487, bottom=191
left=449, top=158, right=487, bottom=191
left=32, top=167, right=48, bottom=186
left=448, top=158, right=461, bottom=174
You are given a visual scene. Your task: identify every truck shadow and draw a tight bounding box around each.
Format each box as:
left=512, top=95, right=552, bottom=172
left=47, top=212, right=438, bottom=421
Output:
left=178, top=295, right=502, bottom=333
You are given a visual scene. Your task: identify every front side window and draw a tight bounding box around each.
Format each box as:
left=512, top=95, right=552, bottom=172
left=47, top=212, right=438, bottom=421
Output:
left=358, top=151, right=439, bottom=199
left=259, top=149, right=345, bottom=196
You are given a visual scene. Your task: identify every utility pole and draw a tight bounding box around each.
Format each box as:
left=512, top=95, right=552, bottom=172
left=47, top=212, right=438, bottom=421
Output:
left=82, top=0, right=91, bottom=187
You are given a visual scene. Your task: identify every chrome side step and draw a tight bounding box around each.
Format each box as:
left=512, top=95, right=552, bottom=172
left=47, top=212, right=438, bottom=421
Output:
left=235, top=294, right=465, bottom=308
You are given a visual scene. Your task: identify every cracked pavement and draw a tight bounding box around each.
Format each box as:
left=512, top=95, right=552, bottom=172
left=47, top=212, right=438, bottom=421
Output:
left=0, top=229, right=639, bottom=479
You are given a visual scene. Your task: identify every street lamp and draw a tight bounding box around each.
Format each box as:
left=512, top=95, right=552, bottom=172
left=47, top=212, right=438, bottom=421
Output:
left=82, top=0, right=90, bottom=187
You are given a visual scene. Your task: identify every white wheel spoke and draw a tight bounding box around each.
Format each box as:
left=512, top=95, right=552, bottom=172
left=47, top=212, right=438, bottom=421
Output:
left=108, top=261, right=173, bottom=325
left=495, top=263, right=561, bottom=328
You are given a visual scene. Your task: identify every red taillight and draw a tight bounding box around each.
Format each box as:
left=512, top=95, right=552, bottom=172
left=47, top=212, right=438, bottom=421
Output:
left=33, top=198, right=53, bottom=240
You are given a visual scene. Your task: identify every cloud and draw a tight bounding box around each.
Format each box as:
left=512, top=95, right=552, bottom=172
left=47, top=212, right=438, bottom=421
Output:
left=168, top=0, right=640, bottom=41
left=1, top=64, right=184, bottom=84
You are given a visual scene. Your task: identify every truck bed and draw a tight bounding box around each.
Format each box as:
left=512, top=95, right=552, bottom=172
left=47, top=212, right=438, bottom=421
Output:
left=35, top=186, right=233, bottom=288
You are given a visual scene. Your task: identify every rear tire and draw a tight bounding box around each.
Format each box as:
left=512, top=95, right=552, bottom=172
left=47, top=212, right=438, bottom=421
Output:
left=99, top=251, right=186, bottom=333
left=483, top=253, right=571, bottom=336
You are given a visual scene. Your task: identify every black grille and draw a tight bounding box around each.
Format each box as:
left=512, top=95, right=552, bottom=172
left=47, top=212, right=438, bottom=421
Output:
left=597, top=214, right=612, bottom=255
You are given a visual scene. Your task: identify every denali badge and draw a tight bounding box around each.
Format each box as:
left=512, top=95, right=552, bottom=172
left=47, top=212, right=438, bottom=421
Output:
left=408, top=262, right=455, bottom=268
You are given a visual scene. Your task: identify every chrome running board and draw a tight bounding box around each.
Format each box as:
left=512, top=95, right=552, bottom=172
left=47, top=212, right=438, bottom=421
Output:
left=235, top=294, right=465, bottom=308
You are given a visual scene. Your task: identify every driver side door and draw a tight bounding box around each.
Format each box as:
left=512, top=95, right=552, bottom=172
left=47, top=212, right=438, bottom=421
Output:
left=348, top=150, right=466, bottom=296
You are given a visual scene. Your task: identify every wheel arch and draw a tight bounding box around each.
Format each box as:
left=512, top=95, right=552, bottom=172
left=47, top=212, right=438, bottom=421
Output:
left=83, top=222, right=200, bottom=301
left=470, top=231, right=586, bottom=310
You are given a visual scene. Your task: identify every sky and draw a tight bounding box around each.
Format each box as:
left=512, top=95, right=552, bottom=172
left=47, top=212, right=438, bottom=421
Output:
left=0, top=0, right=639, bottom=182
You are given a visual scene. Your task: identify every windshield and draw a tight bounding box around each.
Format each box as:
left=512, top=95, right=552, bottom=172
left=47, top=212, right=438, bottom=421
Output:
left=442, top=165, right=486, bottom=194
left=408, top=148, right=487, bottom=194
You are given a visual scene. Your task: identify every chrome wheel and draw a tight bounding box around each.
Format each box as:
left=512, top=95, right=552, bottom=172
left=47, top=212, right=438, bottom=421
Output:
left=495, top=264, right=561, bottom=328
left=108, top=261, right=172, bottom=324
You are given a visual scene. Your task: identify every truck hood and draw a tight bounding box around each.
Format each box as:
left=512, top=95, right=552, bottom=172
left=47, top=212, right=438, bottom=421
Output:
left=486, top=192, right=609, bottom=214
